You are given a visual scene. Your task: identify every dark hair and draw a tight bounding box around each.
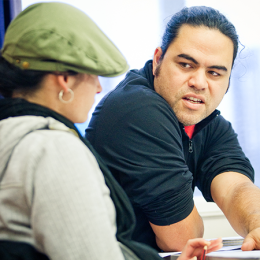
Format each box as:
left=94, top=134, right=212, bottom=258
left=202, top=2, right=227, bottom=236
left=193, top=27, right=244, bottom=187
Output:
left=0, top=56, right=78, bottom=98
left=160, top=6, right=239, bottom=65
left=0, top=56, right=49, bottom=98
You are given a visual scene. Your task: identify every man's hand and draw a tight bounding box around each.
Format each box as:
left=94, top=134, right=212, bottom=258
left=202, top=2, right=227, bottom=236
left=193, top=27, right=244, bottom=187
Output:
left=178, top=238, right=223, bottom=260
left=241, top=227, right=260, bottom=251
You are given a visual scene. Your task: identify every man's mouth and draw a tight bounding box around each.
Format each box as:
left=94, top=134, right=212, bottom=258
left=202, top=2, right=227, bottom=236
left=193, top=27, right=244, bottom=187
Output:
left=184, top=97, right=203, bottom=104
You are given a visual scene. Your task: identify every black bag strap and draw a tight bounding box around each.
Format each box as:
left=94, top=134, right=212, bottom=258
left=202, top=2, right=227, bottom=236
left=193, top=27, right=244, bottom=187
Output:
left=0, top=241, right=49, bottom=260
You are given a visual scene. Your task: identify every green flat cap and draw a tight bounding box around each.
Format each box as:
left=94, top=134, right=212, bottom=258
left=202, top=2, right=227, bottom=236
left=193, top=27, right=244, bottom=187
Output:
left=1, top=2, right=129, bottom=77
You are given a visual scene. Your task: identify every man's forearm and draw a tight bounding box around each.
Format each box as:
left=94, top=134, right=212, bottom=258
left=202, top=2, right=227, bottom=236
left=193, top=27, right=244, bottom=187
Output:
left=211, top=172, right=260, bottom=237
left=225, top=182, right=260, bottom=236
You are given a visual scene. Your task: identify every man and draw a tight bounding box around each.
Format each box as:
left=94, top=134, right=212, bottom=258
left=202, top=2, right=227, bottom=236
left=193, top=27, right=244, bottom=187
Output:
left=86, top=6, right=260, bottom=252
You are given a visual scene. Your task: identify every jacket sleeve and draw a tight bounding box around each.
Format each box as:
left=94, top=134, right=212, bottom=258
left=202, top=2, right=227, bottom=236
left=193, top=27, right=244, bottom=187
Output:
left=19, top=130, right=125, bottom=260
left=87, top=87, right=194, bottom=226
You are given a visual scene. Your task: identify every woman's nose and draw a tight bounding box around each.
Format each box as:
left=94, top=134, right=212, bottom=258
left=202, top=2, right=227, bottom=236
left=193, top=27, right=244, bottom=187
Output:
left=97, top=78, right=102, bottom=94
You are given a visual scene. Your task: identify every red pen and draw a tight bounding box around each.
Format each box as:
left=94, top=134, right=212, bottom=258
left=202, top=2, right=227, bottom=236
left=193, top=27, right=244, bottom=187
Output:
left=201, top=245, right=207, bottom=260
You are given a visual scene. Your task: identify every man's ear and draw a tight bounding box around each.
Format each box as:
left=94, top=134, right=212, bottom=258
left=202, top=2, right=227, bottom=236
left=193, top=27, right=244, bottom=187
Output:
left=152, top=47, right=163, bottom=75
left=226, top=77, right=231, bottom=93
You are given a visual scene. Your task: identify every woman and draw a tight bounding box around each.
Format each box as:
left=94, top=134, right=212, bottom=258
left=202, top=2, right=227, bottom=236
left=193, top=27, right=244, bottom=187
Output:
left=0, top=2, right=222, bottom=260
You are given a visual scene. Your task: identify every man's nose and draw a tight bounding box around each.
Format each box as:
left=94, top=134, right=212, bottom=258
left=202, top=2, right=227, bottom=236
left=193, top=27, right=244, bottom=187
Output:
left=188, top=69, right=208, bottom=90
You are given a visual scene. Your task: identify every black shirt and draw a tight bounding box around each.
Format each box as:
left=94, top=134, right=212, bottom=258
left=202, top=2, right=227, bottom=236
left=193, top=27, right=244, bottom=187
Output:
left=86, top=60, right=254, bottom=250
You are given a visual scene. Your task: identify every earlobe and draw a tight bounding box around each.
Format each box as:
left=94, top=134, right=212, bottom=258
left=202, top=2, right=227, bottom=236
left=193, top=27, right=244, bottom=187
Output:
left=153, top=47, right=163, bottom=75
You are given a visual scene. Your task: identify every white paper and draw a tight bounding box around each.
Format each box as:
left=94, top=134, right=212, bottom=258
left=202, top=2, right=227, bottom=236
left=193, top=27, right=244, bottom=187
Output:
left=207, top=249, right=260, bottom=258
left=158, top=251, right=181, bottom=257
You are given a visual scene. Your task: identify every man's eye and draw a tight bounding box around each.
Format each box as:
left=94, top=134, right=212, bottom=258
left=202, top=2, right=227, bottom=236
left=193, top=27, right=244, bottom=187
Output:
left=180, top=63, right=191, bottom=68
left=209, top=71, right=220, bottom=76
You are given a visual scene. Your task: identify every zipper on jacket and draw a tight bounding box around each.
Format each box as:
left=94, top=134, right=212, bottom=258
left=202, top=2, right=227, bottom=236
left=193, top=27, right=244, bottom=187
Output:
left=189, top=140, right=193, bottom=153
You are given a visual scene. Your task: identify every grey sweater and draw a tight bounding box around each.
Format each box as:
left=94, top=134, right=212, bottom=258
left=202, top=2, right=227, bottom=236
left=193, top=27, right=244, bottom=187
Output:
left=0, top=116, right=134, bottom=259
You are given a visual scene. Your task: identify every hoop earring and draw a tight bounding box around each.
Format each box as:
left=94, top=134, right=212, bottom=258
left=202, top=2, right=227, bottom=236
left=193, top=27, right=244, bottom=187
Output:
left=59, top=89, right=74, bottom=103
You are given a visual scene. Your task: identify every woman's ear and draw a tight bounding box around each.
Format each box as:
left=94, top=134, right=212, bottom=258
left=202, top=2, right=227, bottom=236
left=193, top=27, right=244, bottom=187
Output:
left=57, top=74, right=69, bottom=93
